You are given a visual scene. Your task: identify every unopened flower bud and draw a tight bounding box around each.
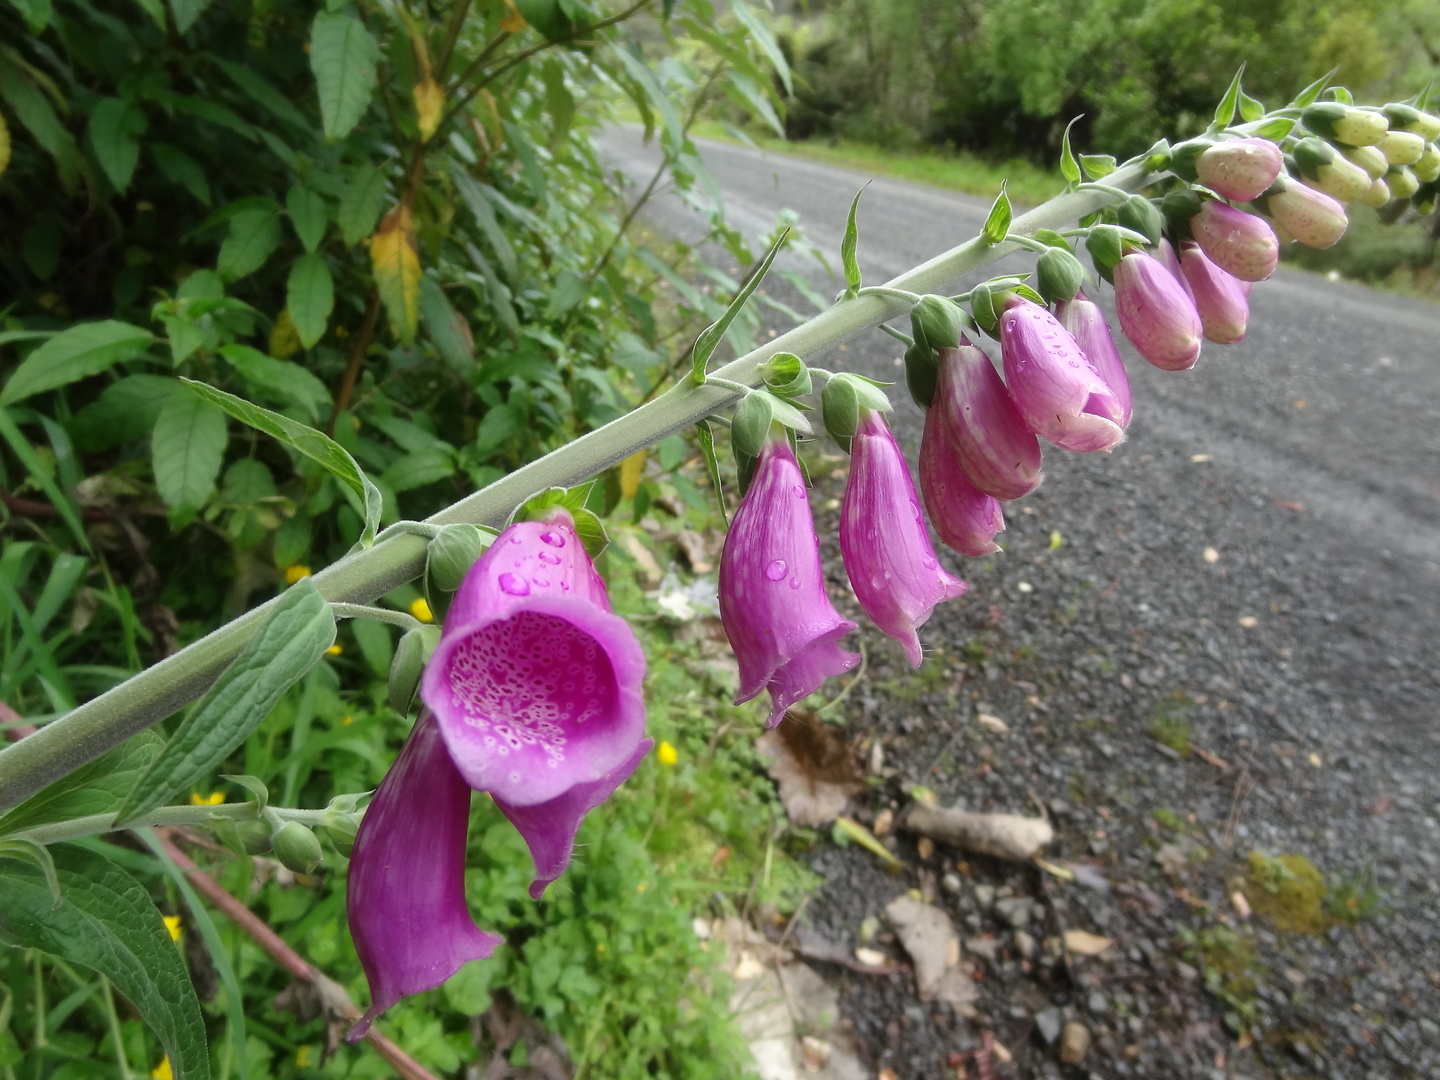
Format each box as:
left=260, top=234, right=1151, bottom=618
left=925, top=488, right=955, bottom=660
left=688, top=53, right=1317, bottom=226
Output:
left=1190, top=201, right=1278, bottom=282
left=1412, top=142, right=1440, bottom=184
left=389, top=626, right=439, bottom=715
left=1055, top=291, right=1131, bottom=428
left=1035, top=246, right=1084, bottom=304
left=1415, top=181, right=1439, bottom=216
left=1084, top=224, right=1125, bottom=282
left=1302, top=102, right=1388, bottom=147
left=1377, top=130, right=1425, bottom=166
left=1179, top=243, right=1248, bottom=345
left=1357, top=177, right=1391, bottom=208
left=1386, top=166, right=1420, bottom=200
left=1382, top=103, right=1440, bottom=142
left=1159, top=189, right=1205, bottom=238
left=273, top=821, right=324, bottom=874
left=1153, top=238, right=1193, bottom=301
left=1114, top=251, right=1203, bottom=371
left=1340, top=144, right=1388, bottom=180
left=1195, top=138, right=1284, bottom=202
left=910, top=294, right=967, bottom=355
left=426, top=524, right=494, bottom=594
left=760, top=353, right=812, bottom=398
left=1253, top=177, right=1347, bottom=249
left=918, top=415, right=1005, bottom=558
left=931, top=342, right=1042, bottom=500
left=1293, top=137, right=1371, bottom=203
left=1117, top=195, right=1165, bottom=246
left=320, top=811, right=360, bottom=858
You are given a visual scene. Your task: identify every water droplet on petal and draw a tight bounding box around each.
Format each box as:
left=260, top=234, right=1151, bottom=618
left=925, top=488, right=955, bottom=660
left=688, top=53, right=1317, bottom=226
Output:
left=923, top=556, right=938, bottom=570
left=789, top=576, right=800, bottom=589
left=764, top=559, right=788, bottom=581
left=509, top=535, right=523, bottom=544
left=498, top=572, right=530, bottom=596
left=792, top=484, right=806, bottom=498
left=538, top=551, right=562, bottom=565
left=540, top=530, right=565, bottom=548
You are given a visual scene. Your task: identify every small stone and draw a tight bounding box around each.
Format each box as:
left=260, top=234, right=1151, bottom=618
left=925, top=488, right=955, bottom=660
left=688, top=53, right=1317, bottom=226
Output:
left=917, top=837, right=934, bottom=860
left=1059, top=1021, right=1092, bottom=1065
left=995, top=896, right=1031, bottom=928
left=800, top=1036, right=830, bottom=1072
left=873, top=808, right=894, bottom=836
left=1175, top=960, right=1199, bottom=981
left=942, top=872, right=963, bottom=895
left=966, top=936, right=1001, bottom=963
left=1035, top=1007, right=1063, bottom=1044
left=1086, top=990, right=1108, bottom=1017
left=973, top=884, right=996, bottom=910
left=1014, top=930, right=1038, bottom=960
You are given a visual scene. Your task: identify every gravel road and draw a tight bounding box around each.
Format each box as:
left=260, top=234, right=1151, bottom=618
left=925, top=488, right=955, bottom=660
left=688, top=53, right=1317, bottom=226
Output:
left=598, top=127, right=1440, bottom=1080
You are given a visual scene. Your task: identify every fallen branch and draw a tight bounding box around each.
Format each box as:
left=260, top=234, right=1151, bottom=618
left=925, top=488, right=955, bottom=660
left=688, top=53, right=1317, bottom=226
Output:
left=902, top=804, right=1054, bottom=863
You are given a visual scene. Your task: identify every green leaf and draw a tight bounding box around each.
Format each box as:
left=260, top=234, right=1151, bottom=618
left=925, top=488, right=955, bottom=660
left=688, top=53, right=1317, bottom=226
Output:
left=1238, top=91, right=1264, bottom=123
left=183, top=380, right=382, bottom=546
left=0, top=840, right=61, bottom=907
left=5, top=0, right=52, bottom=33
left=217, top=207, right=282, bottom=281
left=840, top=186, right=866, bottom=299
left=722, top=70, right=784, bottom=139
left=981, top=182, right=1011, bottom=245
left=543, top=269, right=588, bottom=320
left=286, top=254, right=334, bottom=350
left=169, top=0, right=215, bottom=33
left=218, top=345, right=331, bottom=422
left=0, top=409, right=90, bottom=551
left=1289, top=68, right=1337, bottom=110
left=728, top=0, right=792, bottom=96
left=609, top=43, right=683, bottom=152
left=451, top=169, right=518, bottom=282
left=419, top=276, right=474, bottom=372
left=310, top=12, right=379, bottom=141
left=1060, top=116, right=1081, bottom=185
left=115, top=579, right=335, bottom=825
left=382, top=447, right=456, bottom=492
left=0, top=58, right=80, bottom=189
left=1, top=320, right=154, bottom=406
left=150, top=143, right=210, bottom=205
left=0, top=732, right=163, bottom=838
left=339, top=165, right=388, bottom=247
left=152, top=386, right=228, bottom=519
left=694, top=419, right=727, bottom=526
left=286, top=186, right=329, bottom=254
left=87, top=98, right=147, bottom=192
left=690, top=228, right=789, bottom=383
left=1079, top=154, right=1116, bottom=179
left=1212, top=65, right=1245, bottom=130
left=0, top=845, right=210, bottom=1079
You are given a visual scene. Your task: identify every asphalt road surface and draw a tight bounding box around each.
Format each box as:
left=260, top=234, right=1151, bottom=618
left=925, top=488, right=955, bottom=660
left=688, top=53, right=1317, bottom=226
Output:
left=599, top=127, right=1440, bottom=1079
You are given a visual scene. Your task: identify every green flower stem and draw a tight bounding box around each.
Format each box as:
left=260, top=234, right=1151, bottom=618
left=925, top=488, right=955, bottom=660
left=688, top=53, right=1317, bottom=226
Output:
left=12, top=802, right=335, bottom=847
left=0, top=158, right=1161, bottom=813
left=1002, top=234, right=1051, bottom=253
left=329, top=602, right=427, bottom=633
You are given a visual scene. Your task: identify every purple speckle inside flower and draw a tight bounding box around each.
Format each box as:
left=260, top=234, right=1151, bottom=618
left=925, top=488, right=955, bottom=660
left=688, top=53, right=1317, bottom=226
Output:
left=498, top=572, right=530, bottom=596
left=444, top=611, right=618, bottom=766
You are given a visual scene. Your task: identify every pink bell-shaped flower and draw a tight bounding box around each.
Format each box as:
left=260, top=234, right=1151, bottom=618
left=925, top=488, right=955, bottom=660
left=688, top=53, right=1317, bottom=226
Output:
left=1195, top=138, right=1284, bottom=202
left=720, top=434, right=860, bottom=726
left=1054, top=290, right=1132, bottom=428
left=918, top=406, right=1005, bottom=557
left=841, top=410, right=967, bottom=666
left=998, top=295, right=1126, bottom=452
left=930, top=341, right=1042, bottom=501
left=346, top=712, right=503, bottom=1041
left=1113, top=250, right=1203, bottom=372
left=1190, top=201, right=1279, bottom=282
left=1255, top=176, right=1348, bottom=249
left=1179, top=242, right=1249, bottom=344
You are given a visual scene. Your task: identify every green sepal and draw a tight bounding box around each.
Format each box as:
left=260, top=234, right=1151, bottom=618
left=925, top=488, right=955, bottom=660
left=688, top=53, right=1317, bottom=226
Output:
left=1167, top=138, right=1212, bottom=183
left=318, top=811, right=359, bottom=858
left=211, top=817, right=271, bottom=857
left=271, top=821, right=323, bottom=874
left=903, top=342, right=937, bottom=409
left=969, top=281, right=1001, bottom=334
left=1159, top=190, right=1205, bottom=239
left=981, top=182, right=1011, bottom=244
left=218, top=774, right=269, bottom=811
left=909, top=294, right=967, bottom=354
left=388, top=625, right=438, bottom=715
left=1292, top=136, right=1336, bottom=179
left=426, top=523, right=496, bottom=594
left=1079, top=154, right=1116, bottom=180
left=1116, top=195, right=1164, bottom=246
left=759, top=352, right=812, bottom=398
left=730, top=391, right=774, bottom=458
left=1035, top=246, right=1085, bottom=304
left=1084, top=225, right=1125, bottom=283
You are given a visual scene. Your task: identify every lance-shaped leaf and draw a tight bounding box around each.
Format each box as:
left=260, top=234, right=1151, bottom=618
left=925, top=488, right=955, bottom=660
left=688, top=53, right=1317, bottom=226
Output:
left=115, top=579, right=336, bottom=825
left=182, top=380, right=382, bottom=546
left=310, top=11, right=378, bottom=141
left=1, top=321, right=153, bottom=406
left=0, top=845, right=210, bottom=1079
left=695, top=419, right=728, bottom=526
left=840, top=185, right=867, bottom=298
left=371, top=205, right=421, bottom=344
left=0, top=732, right=162, bottom=838
left=87, top=97, right=146, bottom=193
left=981, top=183, right=1011, bottom=245
left=1059, top=117, right=1082, bottom=185
left=689, top=228, right=789, bottom=383
left=414, top=77, right=444, bottom=141
left=1211, top=65, right=1246, bottom=131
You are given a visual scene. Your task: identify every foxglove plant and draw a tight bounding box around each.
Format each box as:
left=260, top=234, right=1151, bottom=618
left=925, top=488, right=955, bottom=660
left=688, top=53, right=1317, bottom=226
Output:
left=1194, top=138, right=1284, bottom=202
left=998, top=295, right=1127, bottom=453
left=1189, top=200, right=1280, bottom=282
left=1113, top=249, right=1204, bottom=371
left=841, top=410, right=967, bottom=667
left=1179, top=242, right=1249, bottom=344
left=1252, top=177, right=1347, bottom=249
left=720, top=433, right=860, bottom=726
left=918, top=409, right=1005, bottom=558
left=1054, top=291, right=1132, bottom=428
left=929, top=342, right=1043, bottom=500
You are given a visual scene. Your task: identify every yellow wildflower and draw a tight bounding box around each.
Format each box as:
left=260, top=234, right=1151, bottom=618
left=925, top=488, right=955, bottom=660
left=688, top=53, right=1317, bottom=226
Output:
left=151, top=1057, right=173, bottom=1080
left=341, top=714, right=354, bottom=726
left=296, top=1045, right=315, bottom=1069
left=284, top=565, right=312, bottom=585
left=189, top=791, right=225, bottom=806
left=325, top=644, right=343, bottom=656
left=409, top=598, right=434, bottom=623
left=163, top=916, right=182, bottom=942
left=657, top=741, right=678, bottom=766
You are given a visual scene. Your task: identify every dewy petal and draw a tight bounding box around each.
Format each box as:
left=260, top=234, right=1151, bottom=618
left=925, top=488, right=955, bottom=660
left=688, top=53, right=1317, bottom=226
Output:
left=1190, top=201, right=1279, bottom=282
left=919, top=405, right=1005, bottom=558
left=933, top=342, right=1042, bottom=500
left=719, top=436, right=859, bottom=727
left=495, top=738, right=653, bottom=900
left=1113, top=251, right=1203, bottom=372
left=421, top=514, right=647, bottom=807
left=999, top=296, right=1126, bottom=453
left=1055, top=291, right=1132, bottom=428
left=347, top=711, right=501, bottom=1041
left=1154, top=238, right=1194, bottom=303
left=841, top=411, right=967, bottom=667
left=1179, top=242, right=1249, bottom=344
left=1195, top=138, right=1285, bottom=202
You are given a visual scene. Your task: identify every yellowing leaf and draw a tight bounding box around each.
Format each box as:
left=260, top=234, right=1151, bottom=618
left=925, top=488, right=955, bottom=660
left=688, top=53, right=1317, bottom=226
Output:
left=500, top=0, right=527, bottom=33
left=269, top=309, right=302, bottom=358
left=414, top=77, right=444, bottom=141
left=369, top=205, right=421, bottom=345
left=619, top=450, right=646, bottom=499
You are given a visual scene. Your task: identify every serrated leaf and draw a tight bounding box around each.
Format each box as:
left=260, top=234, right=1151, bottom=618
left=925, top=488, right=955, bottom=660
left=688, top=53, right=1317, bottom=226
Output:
left=0, top=845, right=210, bottom=1079
left=1212, top=65, right=1245, bottom=130
left=183, top=380, right=382, bottom=546
left=419, top=275, right=474, bottom=372
left=170, top=0, right=215, bottom=33
left=840, top=185, right=866, bottom=298
left=690, top=228, right=789, bottom=383
left=981, top=182, right=1011, bottom=245
left=88, top=98, right=147, bottom=192
left=339, top=165, right=387, bottom=247
left=217, top=207, right=281, bottom=281
left=286, top=186, right=328, bottom=253
left=370, top=205, right=421, bottom=344
left=71, top=375, right=180, bottom=453
left=115, top=580, right=335, bottom=825
left=286, top=254, right=333, bottom=351
left=0, top=732, right=163, bottom=838
left=310, top=12, right=378, bottom=141
left=152, top=386, right=228, bottom=517
left=1060, top=116, right=1081, bottom=185
left=1, top=320, right=154, bottom=406
left=218, top=344, right=331, bottom=422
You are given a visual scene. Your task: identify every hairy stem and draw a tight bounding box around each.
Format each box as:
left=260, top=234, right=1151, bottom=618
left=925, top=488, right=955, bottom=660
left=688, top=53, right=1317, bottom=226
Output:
left=12, top=802, right=337, bottom=846
left=0, top=160, right=1160, bottom=812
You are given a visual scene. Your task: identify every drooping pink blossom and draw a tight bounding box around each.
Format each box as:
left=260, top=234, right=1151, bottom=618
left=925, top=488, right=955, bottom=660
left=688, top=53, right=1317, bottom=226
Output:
left=1190, top=201, right=1279, bottom=282
left=1195, top=138, right=1284, bottom=202
left=930, top=342, right=1042, bottom=501
left=918, top=405, right=1005, bottom=557
left=1179, top=242, right=1249, bottom=344
left=1113, top=251, right=1204, bottom=371
left=1055, top=291, right=1132, bottom=428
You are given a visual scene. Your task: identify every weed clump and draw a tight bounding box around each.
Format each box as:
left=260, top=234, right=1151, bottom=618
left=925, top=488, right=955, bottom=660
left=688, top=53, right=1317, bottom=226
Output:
left=1244, top=852, right=1329, bottom=934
